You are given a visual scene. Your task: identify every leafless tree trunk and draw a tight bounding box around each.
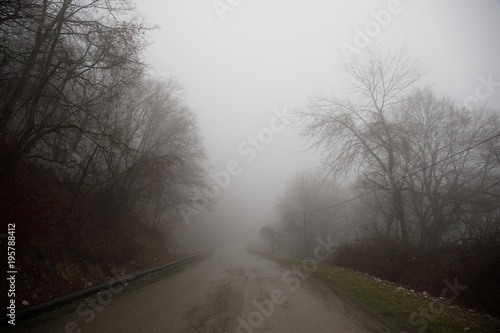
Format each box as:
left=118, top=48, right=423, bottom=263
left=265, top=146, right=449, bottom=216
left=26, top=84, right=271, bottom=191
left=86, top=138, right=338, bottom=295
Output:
left=298, top=45, right=423, bottom=245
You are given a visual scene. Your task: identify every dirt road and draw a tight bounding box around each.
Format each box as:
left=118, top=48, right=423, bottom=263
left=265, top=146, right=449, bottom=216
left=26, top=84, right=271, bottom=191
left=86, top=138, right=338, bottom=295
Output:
left=15, top=246, right=393, bottom=332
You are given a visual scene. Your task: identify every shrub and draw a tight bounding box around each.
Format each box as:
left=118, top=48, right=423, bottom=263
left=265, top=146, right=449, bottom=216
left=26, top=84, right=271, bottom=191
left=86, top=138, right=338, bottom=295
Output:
left=332, top=237, right=500, bottom=316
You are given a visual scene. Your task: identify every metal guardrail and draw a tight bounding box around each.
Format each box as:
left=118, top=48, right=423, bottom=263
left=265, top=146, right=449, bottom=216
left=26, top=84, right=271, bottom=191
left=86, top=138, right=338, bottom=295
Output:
left=1, top=249, right=210, bottom=325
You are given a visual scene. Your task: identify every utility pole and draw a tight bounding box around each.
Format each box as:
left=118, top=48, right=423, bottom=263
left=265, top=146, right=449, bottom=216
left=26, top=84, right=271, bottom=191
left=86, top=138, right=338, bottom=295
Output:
left=303, top=211, right=307, bottom=257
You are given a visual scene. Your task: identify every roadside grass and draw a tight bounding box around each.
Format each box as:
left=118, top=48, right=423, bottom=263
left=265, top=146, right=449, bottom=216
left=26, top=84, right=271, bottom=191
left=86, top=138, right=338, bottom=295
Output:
left=251, top=250, right=497, bottom=333
left=8, top=255, right=204, bottom=331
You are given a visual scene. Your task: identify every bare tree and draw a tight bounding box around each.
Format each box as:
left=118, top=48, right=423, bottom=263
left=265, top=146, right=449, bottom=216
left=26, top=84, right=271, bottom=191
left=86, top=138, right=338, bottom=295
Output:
left=274, top=169, right=347, bottom=256
left=0, top=0, right=211, bottom=263
left=298, top=45, right=424, bottom=245
left=299, top=45, right=500, bottom=247
left=396, top=89, right=500, bottom=247
left=0, top=0, right=149, bottom=169
left=260, top=225, right=280, bottom=254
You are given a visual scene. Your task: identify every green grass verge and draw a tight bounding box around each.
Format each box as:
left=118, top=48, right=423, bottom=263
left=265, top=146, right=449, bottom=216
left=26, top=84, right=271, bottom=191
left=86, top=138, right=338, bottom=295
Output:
left=251, top=250, right=497, bottom=333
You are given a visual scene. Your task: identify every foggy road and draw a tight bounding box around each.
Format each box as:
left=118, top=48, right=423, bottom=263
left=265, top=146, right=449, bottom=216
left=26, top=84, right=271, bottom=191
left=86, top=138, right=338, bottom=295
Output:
left=3, top=2, right=499, bottom=332
left=16, top=247, right=393, bottom=333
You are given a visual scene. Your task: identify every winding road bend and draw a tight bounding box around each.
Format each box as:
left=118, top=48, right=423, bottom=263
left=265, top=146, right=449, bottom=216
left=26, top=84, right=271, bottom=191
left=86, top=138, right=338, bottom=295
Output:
left=16, top=246, right=393, bottom=332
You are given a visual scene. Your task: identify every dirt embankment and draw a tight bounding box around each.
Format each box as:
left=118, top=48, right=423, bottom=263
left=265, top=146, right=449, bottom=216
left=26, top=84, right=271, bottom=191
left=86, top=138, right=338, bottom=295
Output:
left=1, top=217, right=177, bottom=311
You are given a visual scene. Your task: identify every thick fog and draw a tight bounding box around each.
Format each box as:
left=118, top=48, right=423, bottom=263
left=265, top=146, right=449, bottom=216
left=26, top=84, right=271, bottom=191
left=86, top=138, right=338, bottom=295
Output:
left=133, top=0, right=500, bottom=246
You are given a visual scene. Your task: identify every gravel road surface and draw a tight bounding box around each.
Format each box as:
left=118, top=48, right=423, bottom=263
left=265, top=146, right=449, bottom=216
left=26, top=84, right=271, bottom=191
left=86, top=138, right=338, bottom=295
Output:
left=15, top=246, right=393, bottom=332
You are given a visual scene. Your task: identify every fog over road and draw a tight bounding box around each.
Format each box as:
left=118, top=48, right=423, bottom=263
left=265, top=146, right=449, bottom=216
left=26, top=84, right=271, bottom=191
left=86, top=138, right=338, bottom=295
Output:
left=17, top=247, right=392, bottom=333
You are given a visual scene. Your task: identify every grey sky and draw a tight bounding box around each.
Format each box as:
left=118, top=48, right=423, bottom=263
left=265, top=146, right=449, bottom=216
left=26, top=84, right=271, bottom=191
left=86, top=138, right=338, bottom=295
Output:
left=133, top=0, right=500, bottom=242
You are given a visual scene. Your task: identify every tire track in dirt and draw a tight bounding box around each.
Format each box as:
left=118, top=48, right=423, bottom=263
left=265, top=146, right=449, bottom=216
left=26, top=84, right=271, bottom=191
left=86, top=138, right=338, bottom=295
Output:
left=180, top=266, right=247, bottom=332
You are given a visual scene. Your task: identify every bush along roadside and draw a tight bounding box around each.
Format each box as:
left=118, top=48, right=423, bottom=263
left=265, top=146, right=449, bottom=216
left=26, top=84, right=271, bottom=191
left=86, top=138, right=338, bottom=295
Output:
left=252, top=250, right=500, bottom=333
left=333, top=237, right=500, bottom=318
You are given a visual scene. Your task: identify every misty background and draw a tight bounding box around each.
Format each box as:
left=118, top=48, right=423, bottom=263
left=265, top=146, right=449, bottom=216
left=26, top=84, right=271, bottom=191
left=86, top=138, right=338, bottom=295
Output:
left=3, top=0, right=500, bottom=326
left=133, top=0, right=500, bottom=246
